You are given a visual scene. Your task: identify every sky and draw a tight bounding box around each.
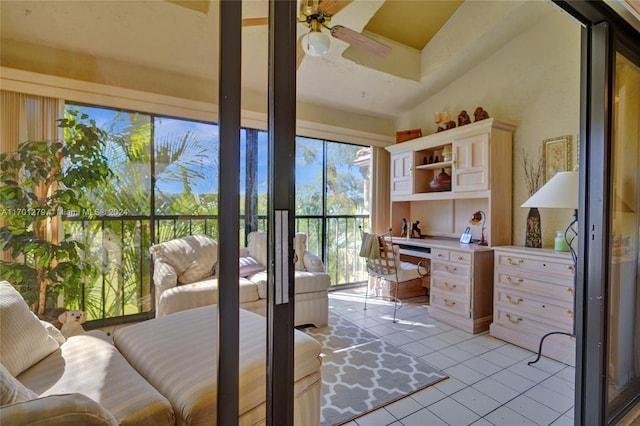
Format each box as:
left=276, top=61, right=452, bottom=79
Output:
left=68, top=104, right=345, bottom=196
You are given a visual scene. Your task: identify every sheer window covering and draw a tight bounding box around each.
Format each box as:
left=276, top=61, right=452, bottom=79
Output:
left=370, top=146, right=390, bottom=235
left=0, top=90, right=63, bottom=261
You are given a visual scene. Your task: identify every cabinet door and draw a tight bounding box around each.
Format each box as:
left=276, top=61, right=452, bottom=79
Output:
left=453, top=133, right=489, bottom=192
left=391, top=151, right=413, bottom=196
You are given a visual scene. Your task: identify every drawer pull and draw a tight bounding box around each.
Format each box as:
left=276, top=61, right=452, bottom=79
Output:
left=568, top=287, right=574, bottom=296
left=444, top=282, right=457, bottom=290
left=507, top=257, right=524, bottom=265
left=568, top=265, right=575, bottom=273
left=568, top=309, right=574, bottom=318
left=437, top=253, right=444, bottom=258
left=457, top=256, right=464, bottom=261
left=443, top=299, right=456, bottom=307
left=445, top=266, right=457, bottom=273
left=506, top=295, right=523, bottom=305
left=506, top=313, right=523, bottom=324
left=506, top=276, right=523, bottom=286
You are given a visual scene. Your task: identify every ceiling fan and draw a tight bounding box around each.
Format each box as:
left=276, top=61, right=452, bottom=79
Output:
left=242, top=0, right=392, bottom=67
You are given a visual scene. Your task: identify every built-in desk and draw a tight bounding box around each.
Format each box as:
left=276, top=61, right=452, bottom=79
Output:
left=387, top=237, right=495, bottom=334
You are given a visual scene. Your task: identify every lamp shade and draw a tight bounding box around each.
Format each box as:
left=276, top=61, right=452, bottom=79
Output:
left=301, top=31, right=330, bottom=56
left=521, top=171, right=578, bottom=209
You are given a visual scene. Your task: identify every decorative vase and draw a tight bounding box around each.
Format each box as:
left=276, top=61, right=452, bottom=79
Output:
left=525, top=207, right=542, bottom=248
left=429, top=168, right=451, bottom=192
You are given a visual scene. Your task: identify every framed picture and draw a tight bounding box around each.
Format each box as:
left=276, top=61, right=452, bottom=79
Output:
left=542, top=135, right=572, bottom=182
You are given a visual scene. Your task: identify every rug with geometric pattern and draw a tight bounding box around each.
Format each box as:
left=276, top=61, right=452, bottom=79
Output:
left=303, top=312, right=448, bottom=426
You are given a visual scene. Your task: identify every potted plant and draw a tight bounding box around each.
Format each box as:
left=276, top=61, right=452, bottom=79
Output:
left=0, top=110, right=113, bottom=317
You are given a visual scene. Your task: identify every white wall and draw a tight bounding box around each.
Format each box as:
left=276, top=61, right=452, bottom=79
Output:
left=396, top=2, right=581, bottom=247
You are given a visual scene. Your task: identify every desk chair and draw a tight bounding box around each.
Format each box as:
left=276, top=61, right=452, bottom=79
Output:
left=360, top=231, right=425, bottom=323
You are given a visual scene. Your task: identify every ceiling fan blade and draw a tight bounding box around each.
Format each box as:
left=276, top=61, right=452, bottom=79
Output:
left=242, top=17, right=268, bottom=27
left=297, top=35, right=306, bottom=70
left=318, top=0, right=353, bottom=17
left=330, top=25, right=391, bottom=58
left=166, top=0, right=210, bottom=15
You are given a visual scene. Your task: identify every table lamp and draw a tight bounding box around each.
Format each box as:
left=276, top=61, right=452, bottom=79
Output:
left=469, top=210, right=487, bottom=246
left=521, top=171, right=579, bottom=261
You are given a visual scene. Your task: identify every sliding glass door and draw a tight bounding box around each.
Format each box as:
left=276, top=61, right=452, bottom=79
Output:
left=562, top=1, right=640, bottom=423
left=607, top=48, right=640, bottom=423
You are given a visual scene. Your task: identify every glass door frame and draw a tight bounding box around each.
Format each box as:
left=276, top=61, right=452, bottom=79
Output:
left=554, top=1, right=640, bottom=424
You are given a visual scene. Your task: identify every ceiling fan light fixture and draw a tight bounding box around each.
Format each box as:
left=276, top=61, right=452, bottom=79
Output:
left=301, top=31, right=330, bottom=56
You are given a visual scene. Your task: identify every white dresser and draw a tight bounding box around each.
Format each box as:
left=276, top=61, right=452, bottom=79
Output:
left=490, top=246, right=576, bottom=366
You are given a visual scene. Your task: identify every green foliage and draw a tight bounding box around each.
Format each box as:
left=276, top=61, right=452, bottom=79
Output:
left=0, top=110, right=113, bottom=316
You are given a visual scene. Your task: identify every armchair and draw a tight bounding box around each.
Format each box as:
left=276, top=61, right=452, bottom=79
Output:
left=151, top=232, right=330, bottom=327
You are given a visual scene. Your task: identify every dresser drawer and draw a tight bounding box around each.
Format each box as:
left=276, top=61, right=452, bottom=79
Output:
left=432, top=248, right=449, bottom=261
left=432, top=261, right=470, bottom=279
left=431, top=275, right=470, bottom=297
left=495, top=270, right=574, bottom=303
left=495, top=288, right=574, bottom=327
left=494, top=305, right=573, bottom=335
left=431, top=290, right=469, bottom=318
left=496, top=253, right=575, bottom=279
left=449, top=250, right=472, bottom=265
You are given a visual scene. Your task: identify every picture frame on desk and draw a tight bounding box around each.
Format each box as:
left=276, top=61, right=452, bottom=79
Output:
left=460, top=226, right=472, bottom=244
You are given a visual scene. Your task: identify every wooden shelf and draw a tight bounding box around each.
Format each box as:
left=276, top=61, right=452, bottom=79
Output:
left=387, top=118, right=514, bottom=246
left=415, top=161, right=453, bottom=171
left=391, top=190, right=491, bottom=202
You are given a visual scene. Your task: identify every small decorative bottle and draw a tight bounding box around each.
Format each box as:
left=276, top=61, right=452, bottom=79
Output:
left=554, top=231, right=570, bottom=252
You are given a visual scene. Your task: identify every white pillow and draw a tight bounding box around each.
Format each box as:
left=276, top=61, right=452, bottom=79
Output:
left=149, top=235, right=218, bottom=284
left=294, top=233, right=307, bottom=271
left=304, top=252, right=326, bottom=272
left=39, top=319, right=66, bottom=345
left=0, top=363, right=38, bottom=405
left=0, top=281, right=60, bottom=376
left=239, top=255, right=266, bottom=278
left=247, top=232, right=267, bottom=267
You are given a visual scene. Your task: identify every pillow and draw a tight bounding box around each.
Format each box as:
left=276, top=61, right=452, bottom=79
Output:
left=304, top=251, right=326, bottom=272
left=248, top=232, right=309, bottom=270
left=0, top=393, right=118, bottom=425
left=39, top=319, right=66, bottom=346
left=0, top=281, right=60, bottom=377
left=239, top=255, right=266, bottom=278
left=247, top=232, right=267, bottom=267
left=149, top=235, right=218, bottom=284
left=0, top=363, right=38, bottom=405
left=294, top=233, right=307, bottom=271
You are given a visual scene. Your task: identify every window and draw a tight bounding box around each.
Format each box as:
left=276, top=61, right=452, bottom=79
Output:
left=58, top=103, right=371, bottom=322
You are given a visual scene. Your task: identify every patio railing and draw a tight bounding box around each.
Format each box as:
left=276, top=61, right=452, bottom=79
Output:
left=64, top=213, right=369, bottom=321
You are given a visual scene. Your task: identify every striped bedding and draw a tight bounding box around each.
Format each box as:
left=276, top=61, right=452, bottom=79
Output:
left=113, top=305, right=322, bottom=425
left=17, top=331, right=175, bottom=426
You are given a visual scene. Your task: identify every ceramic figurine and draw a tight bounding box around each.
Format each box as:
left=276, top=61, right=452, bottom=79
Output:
left=401, top=218, right=408, bottom=237
left=458, top=110, right=471, bottom=126
left=411, top=220, right=421, bottom=238
left=474, top=107, right=490, bottom=122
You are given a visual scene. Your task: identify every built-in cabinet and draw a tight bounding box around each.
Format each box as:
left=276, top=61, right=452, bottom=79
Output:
left=386, top=118, right=514, bottom=246
left=490, top=246, right=576, bottom=366
left=452, top=133, right=489, bottom=192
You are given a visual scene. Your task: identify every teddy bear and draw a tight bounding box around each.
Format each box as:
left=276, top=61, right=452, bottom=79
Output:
left=58, top=310, right=87, bottom=339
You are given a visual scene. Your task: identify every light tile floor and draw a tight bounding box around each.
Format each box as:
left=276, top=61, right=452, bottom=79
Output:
left=328, top=287, right=575, bottom=426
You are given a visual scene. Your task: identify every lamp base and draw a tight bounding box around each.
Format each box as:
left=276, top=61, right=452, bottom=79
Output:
left=525, top=207, right=542, bottom=248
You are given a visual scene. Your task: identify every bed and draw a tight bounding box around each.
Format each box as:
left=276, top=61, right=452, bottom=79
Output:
left=113, top=305, right=322, bottom=425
